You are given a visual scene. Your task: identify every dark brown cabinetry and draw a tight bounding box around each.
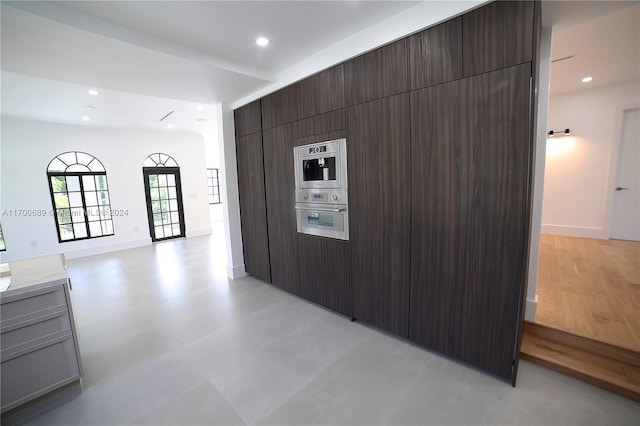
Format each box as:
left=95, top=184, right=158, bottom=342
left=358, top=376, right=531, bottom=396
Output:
left=409, top=17, right=462, bottom=90
left=409, top=63, right=532, bottom=381
left=298, top=236, right=351, bottom=316
left=262, top=66, right=345, bottom=130
left=347, top=93, right=411, bottom=337
left=235, top=132, right=271, bottom=283
left=344, top=39, right=409, bottom=106
left=234, top=100, right=262, bottom=137
left=262, top=124, right=300, bottom=295
left=234, top=0, right=537, bottom=385
left=462, top=0, right=535, bottom=77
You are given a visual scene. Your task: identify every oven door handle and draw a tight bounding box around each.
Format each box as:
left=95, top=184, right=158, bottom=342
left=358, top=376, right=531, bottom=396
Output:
left=295, top=205, right=346, bottom=213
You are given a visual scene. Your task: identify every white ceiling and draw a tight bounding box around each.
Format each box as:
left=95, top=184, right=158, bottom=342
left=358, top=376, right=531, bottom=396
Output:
left=546, top=2, right=640, bottom=96
left=1, top=0, right=638, bottom=135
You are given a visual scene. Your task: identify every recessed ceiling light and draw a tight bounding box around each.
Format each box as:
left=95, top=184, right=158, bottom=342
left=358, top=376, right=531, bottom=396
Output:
left=256, top=37, right=270, bottom=47
left=84, top=105, right=96, bottom=109
left=82, top=116, right=90, bottom=121
left=197, top=105, right=204, bottom=111
left=167, top=124, right=174, bottom=129
left=581, top=76, right=593, bottom=83
left=88, top=89, right=99, bottom=96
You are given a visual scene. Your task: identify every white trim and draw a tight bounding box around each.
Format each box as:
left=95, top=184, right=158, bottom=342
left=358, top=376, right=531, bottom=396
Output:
left=603, top=102, right=640, bottom=238
left=64, top=237, right=150, bottom=260
left=186, top=227, right=212, bottom=238
left=526, top=26, right=553, bottom=323
left=524, top=295, right=538, bottom=322
left=541, top=224, right=607, bottom=240
left=227, top=264, right=248, bottom=280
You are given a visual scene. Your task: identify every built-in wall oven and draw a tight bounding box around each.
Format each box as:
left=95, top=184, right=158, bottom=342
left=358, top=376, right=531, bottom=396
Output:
left=293, top=138, right=349, bottom=240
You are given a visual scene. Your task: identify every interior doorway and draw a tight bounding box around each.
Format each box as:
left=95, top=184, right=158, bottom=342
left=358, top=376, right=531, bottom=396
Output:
left=533, top=3, right=640, bottom=350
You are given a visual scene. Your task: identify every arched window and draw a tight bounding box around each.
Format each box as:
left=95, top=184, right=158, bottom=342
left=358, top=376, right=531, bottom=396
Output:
left=143, top=153, right=178, bottom=168
left=47, top=152, right=114, bottom=242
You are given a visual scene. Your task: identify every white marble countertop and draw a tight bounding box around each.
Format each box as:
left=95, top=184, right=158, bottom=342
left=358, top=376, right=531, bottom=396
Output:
left=1, top=254, right=67, bottom=292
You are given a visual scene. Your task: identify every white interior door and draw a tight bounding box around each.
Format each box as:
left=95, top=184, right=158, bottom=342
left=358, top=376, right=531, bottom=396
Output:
left=611, top=107, right=640, bottom=241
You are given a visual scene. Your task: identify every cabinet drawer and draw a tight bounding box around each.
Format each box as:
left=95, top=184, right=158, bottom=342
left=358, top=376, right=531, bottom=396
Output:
left=1, top=312, right=72, bottom=359
left=1, top=285, right=67, bottom=327
left=1, top=337, right=80, bottom=413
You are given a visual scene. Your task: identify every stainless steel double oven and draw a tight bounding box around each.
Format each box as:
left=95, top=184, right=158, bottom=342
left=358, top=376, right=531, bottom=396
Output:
left=293, top=138, right=349, bottom=240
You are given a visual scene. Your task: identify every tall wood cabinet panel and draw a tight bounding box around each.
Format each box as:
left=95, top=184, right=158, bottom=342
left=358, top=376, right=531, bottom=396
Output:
left=409, top=17, right=463, bottom=90
left=348, top=93, right=411, bottom=336
left=292, top=109, right=346, bottom=140
left=462, top=0, right=534, bottom=77
left=261, top=66, right=345, bottom=130
left=344, top=39, right=409, bottom=106
left=235, top=132, right=271, bottom=283
left=410, top=63, right=532, bottom=381
left=262, top=124, right=301, bottom=295
left=298, top=237, right=351, bottom=316
left=261, top=85, right=299, bottom=130
left=234, top=100, right=262, bottom=137
left=312, top=65, right=346, bottom=115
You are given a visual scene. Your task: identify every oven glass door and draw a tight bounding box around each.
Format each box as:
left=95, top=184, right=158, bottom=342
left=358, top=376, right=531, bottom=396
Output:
left=296, top=205, right=348, bottom=240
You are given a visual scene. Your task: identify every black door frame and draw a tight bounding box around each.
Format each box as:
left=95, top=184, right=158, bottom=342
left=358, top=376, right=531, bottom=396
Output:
left=142, top=167, right=186, bottom=242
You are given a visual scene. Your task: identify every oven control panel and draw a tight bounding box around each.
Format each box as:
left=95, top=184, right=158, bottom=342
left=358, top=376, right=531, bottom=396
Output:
left=296, top=190, right=347, bottom=205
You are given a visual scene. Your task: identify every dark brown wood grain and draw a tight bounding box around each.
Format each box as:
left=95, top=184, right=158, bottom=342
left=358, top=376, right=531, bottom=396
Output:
left=298, top=235, right=351, bottom=316
left=410, top=63, right=533, bottom=381
left=292, top=109, right=346, bottom=140
left=261, top=84, right=299, bottom=130
left=261, top=65, right=345, bottom=130
left=409, top=17, right=463, bottom=90
left=347, top=93, right=411, bottom=336
left=262, top=124, right=301, bottom=295
left=235, top=132, right=271, bottom=283
left=234, top=100, right=262, bottom=137
left=462, top=0, right=534, bottom=77
left=344, top=39, right=409, bottom=106
left=313, top=65, right=346, bottom=115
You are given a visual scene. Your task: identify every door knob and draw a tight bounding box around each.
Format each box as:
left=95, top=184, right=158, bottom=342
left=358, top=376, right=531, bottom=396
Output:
left=616, top=187, right=630, bottom=191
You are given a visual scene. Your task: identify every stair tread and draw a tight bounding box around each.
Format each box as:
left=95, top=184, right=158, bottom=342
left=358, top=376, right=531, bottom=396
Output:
left=522, top=332, right=640, bottom=390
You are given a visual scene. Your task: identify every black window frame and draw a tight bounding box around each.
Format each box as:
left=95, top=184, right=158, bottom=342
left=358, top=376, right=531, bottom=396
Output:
left=207, top=168, right=221, bottom=205
left=0, top=221, right=6, bottom=252
left=47, top=152, right=115, bottom=243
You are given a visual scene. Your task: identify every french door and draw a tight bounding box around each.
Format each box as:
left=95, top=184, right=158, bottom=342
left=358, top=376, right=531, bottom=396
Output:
left=143, top=167, right=185, bottom=242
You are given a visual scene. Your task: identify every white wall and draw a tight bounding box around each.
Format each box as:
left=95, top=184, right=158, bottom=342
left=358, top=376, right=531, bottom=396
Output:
left=0, top=117, right=211, bottom=262
left=542, top=80, right=640, bottom=238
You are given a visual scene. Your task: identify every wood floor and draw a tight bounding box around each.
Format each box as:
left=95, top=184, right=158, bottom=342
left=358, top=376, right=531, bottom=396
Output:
left=535, top=234, right=640, bottom=351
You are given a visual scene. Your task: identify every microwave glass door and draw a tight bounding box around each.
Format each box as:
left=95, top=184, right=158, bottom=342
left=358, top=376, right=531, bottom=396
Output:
left=302, top=157, right=337, bottom=182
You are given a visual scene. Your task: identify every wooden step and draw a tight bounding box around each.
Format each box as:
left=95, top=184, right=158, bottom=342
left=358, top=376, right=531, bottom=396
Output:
left=520, top=321, right=640, bottom=401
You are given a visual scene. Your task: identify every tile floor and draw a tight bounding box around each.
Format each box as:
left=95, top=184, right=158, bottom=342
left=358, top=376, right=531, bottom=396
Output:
left=24, top=224, right=640, bottom=425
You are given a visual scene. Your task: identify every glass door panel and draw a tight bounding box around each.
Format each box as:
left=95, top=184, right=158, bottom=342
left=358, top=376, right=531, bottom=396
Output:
left=143, top=168, right=185, bottom=242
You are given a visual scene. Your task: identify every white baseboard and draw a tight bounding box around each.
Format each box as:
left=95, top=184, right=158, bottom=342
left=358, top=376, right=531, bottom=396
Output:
left=541, top=224, right=607, bottom=240
left=65, top=238, right=151, bottom=260
left=227, top=264, right=248, bottom=279
left=524, top=295, right=538, bottom=322
left=186, top=227, right=212, bottom=238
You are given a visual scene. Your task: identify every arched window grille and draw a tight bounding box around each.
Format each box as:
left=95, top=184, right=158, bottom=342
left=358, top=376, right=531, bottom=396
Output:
left=47, top=152, right=114, bottom=242
left=143, top=153, right=179, bottom=168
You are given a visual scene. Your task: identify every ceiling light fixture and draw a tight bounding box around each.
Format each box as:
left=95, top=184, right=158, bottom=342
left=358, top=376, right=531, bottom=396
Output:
left=167, top=124, right=174, bottom=129
left=197, top=105, right=204, bottom=111
left=256, top=37, right=270, bottom=47
left=581, top=76, right=593, bottom=83
left=82, top=116, right=90, bottom=121
left=88, top=89, right=99, bottom=96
